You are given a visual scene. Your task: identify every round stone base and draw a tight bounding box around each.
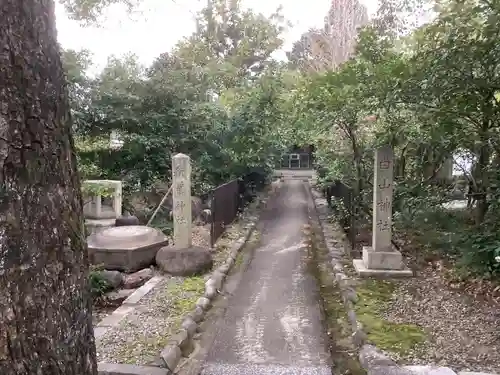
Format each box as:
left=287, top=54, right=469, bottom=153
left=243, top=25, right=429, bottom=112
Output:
left=155, top=245, right=213, bottom=276
left=87, top=225, right=169, bottom=272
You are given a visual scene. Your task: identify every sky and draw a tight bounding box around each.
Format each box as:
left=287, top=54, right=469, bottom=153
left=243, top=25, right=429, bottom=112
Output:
left=55, top=0, right=379, bottom=74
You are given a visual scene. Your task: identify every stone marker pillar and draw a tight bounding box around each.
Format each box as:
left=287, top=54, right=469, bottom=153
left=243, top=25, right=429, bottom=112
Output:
left=155, top=153, right=213, bottom=277
left=353, top=146, right=411, bottom=277
left=372, top=146, right=393, bottom=252
left=172, top=153, right=192, bottom=248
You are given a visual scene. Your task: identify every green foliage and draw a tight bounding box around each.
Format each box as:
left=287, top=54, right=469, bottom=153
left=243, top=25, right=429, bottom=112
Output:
left=458, top=231, right=500, bottom=279
left=89, top=266, right=112, bottom=297
left=61, top=0, right=500, bottom=281
left=62, top=1, right=290, bottom=198
left=61, top=0, right=138, bottom=24
left=278, top=0, right=500, bottom=281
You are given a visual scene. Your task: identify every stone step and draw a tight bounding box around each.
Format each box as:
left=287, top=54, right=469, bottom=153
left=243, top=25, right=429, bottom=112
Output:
left=405, top=366, right=458, bottom=375
left=368, top=365, right=498, bottom=375
left=404, top=366, right=498, bottom=375
left=201, top=363, right=331, bottom=375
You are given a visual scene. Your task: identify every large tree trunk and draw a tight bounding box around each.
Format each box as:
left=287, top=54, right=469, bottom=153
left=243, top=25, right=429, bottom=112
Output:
left=0, top=1, right=97, bottom=375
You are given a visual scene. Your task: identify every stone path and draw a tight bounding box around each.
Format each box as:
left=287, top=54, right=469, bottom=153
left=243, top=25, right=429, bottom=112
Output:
left=201, top=180, right=331, bottom=375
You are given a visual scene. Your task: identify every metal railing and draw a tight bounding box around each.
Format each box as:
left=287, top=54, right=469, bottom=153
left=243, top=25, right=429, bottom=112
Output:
left=210, top=179, right=240, bottom=247
left=322, top=180, right=356, bottom=251
left=209, top=171, right=268, bottom=247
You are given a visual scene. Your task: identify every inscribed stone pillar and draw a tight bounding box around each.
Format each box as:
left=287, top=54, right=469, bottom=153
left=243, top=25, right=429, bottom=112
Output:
left=372, top=146, right=393, bottom=252
left=352, top=146, right=411, bottom=277
left=172, top=153, right=192, bottom=248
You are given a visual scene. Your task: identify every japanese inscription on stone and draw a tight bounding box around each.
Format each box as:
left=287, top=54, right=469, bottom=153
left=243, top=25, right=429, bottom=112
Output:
left=172, top=153, right=192, bottom=248
left=372, top=146, right=394, bottom=251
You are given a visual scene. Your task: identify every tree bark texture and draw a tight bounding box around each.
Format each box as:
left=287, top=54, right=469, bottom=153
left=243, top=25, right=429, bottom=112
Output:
left=0, top=1, right=98, bottom=374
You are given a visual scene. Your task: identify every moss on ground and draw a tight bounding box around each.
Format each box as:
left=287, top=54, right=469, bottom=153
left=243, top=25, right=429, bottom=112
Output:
left=304, top=223, right=366, bottom=375
left=233, top=230, right=261, bottom=270
left=168, top=276, right=206, bottom=317
left=354, top=279, right=426, bottom=355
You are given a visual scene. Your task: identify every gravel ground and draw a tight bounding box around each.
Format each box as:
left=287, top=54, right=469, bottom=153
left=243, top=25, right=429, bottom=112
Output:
left=96, top=276, right=201, bottom=365
left=383, top=266, right=500, bottom=373
left=191, top=224, right=211, bottom=249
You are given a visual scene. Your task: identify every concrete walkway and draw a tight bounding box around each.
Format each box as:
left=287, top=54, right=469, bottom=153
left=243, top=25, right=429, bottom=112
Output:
left=201, top=181, right=331, bottom=375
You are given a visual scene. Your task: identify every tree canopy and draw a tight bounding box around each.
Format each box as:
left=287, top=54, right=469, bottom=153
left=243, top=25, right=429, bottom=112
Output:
left=63, top=0, right=500, bottom=279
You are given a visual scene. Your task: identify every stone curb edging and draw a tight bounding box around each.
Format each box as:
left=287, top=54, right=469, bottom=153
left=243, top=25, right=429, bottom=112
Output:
left=98, top=363, right=171, bottom=375
left=305, top=186, right=412, bottom=375
left=305, top=185, right=367, bottom=347
left=94, top=275, right=165, bottom=340
left=305, top=185, right=397, bottom=374
left=157, top=213, right=259, bottom=374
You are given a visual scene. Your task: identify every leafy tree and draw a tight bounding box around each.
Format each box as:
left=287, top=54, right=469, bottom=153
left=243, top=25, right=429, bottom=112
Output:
left=61, top=0, right=138, bottom=23
left=285, top=0, right=500, bottom=280
left=287, top=0, right=368, bottom=72
left=70, top=0, right=290, bottom=195
left=174, top=0, right=286, bottom=93
left=61, top=48, right=95, bottom=132
left=403, top=0, right=500, bottom=224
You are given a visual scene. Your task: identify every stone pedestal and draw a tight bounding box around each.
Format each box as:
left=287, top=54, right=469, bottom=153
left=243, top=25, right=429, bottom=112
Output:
left=87, top=225, right=168, bottom=272
left=353, top=146, right=412, bottom=278
left=353, top=247, right=411, bottom=278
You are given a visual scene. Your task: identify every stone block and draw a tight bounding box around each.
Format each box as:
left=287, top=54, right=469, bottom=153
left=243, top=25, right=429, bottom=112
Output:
left=161, top=345, right=181, bottom=372
left=98, top=270, right=123, bottom=289
left=205, top=285, right=217, bottom=299
left=181, top=317, right=198, bottom=336
left=122, top=276, right=163, bottom=305
left=156, top=245, right=212, bottom=276
left=196, top=296, right=211, bottom=310
left=404, top=366, right=457, bottom=375
left=97, top=305, right=135, bottom=328
left=362, top=246, right=403, bottom=270
left=88, top=225, right=168, bottom=273
left=98, top=363, right=169, bottom=375
left=123, top=268, right=153, bottom=288
left=169, top=329, right=194, bottom=357
left=372, top=146, right=394, bottom=252
left=188, top=307, right=205, bottom=323
left=353, top=259, right=412, bottom=278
